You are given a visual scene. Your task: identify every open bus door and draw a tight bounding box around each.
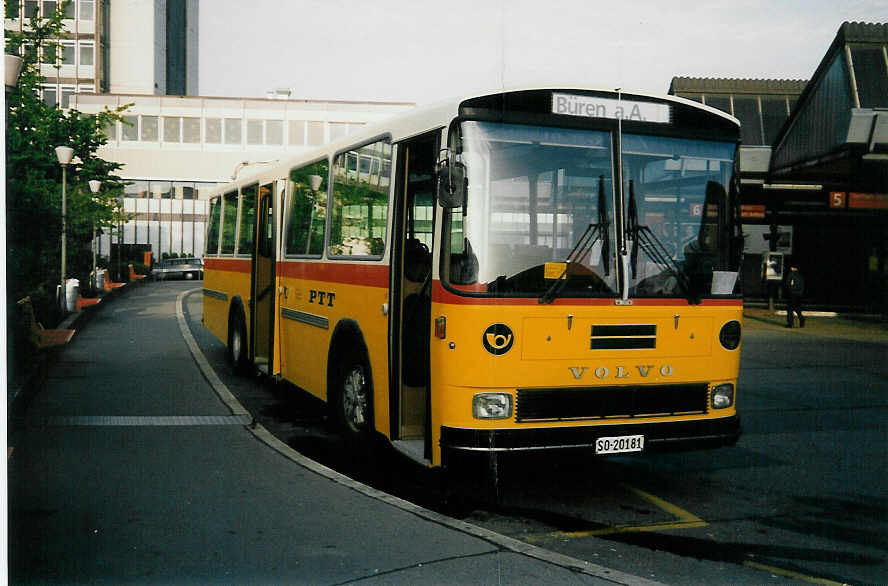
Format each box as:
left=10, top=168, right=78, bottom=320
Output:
left=390, top=132, right=439, bottom=463
left=251, top=181, right=276, bottom=374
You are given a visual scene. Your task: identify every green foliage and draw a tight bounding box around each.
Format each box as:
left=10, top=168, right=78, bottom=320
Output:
left=5, top=1, right=131, bottom=307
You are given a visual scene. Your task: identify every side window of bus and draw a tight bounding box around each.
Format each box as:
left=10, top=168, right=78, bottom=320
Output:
left=329, top=138, right=392, bottom=258
left=220, top=190, right=238, bottom=254
left=206, top=196, right=222, bottom=255
left=286, top=160, right=328, bottom=256
left=237, top=183, right=258, bottom=256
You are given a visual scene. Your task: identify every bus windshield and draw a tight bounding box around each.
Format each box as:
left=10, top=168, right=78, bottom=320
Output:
left=442, top=121, right=737, bottom=299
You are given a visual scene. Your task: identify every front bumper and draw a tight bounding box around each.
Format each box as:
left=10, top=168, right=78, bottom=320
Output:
left=441, top=415, right=741, bottom=457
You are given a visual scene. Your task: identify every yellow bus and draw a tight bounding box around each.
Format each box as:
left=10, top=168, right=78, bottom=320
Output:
left=202, top=88, right=743, bottom=469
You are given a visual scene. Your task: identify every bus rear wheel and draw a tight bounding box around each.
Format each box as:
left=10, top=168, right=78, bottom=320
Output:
left=334, top=356, right=372, bottom=439
left=228, top=310, right=249, bottom=376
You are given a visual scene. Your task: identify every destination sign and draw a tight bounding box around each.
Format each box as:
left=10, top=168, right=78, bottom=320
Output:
left=552, top=93, right=671, bottom=124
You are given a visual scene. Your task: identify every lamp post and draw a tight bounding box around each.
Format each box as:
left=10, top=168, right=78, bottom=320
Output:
left=89, top=179, right=101, bottom=288
left=153, top=184, right=164, bottom=261
left=55, top=145, right=74, bottom=312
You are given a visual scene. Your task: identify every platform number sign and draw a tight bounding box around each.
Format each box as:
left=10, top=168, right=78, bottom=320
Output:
left=830, top=192, right=846, bottom=209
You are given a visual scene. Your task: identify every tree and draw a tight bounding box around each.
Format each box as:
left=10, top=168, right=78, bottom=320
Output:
left=5, top=1, right=130, bottom=318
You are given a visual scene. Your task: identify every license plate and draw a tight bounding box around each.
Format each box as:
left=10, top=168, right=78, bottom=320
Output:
left=595, top=434, right=644, bottom=455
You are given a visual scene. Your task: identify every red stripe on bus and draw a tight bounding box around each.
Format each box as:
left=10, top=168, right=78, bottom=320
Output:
left=204, top=257, right=251, bottom=273
left=277, top=260, right=389, bottom=287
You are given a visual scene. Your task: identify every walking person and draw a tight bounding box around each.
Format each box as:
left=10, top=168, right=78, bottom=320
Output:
left=784, top=264, right=805, bottom=328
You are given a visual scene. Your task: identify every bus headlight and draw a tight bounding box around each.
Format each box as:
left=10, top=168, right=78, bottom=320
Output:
left=711, top=384, right=734, bottom=410
left=472, top=393, right=513, bottom=419
left=719, top=320, right=742, bottom=350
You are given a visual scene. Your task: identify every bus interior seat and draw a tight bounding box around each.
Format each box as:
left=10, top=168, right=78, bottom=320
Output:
left=404, top=238, right=431, bottom=283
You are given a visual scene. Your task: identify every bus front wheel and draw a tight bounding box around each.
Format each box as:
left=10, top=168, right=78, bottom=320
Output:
left=333, top=355, right=372, bottom=439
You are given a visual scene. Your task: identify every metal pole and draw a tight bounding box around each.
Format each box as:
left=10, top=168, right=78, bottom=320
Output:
left=92, top=222, right=97, bottom=286
left=60, top=164, right=67, bottom=309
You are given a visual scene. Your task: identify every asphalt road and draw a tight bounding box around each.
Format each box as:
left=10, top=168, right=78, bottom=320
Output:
left=181, top=285, right=888, bottom=585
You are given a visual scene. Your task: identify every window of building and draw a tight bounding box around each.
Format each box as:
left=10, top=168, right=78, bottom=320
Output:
left=42, top=86, right=57, bottom=108
left=103, top=119, right=116, bottom=141
left=122, top=115, right=139, bottom=141
left=732, top=96, right=763, bottom=145
left=266, top=120, right=283, bottom=145
left=247, top=119, right=263, bottom=145
left=60, top=41, right=75, bottom=65
left=761, top=96, right=788, bottom=145
left=43, top=1, right=56, bottom=16
left=163, top=116, right=181, bottom=142
left=60, top=85, right=74, bottom=108
left=288, top=120, right=305, bottom=146
left=24, top=1, right=39, bottom=19
left=183, top=117, right=200, bottom=143
left=329, top=122, right=348, bottom=142
left=224, top=118, right=241, bottom=144
left=851, top=46, right=888, bottom=108
left=286, top=159, right=328, bottom=256
left=205, top=117, right=221, bottom=143
left=141, top=116, right=159, bottom=141
left=329, top=138, right=392, bottom=257
left=9, top=1, right=20, bottom=18
left=220, top=191, right=238, bottom=254
left=79, top=41, right=94, bottom=66
left=237, top=184, right=257, bottom=255
left=63, top=0, right=75, bottom=18
left=80, top=0, right=94, bottom=20
left=21, top=43, right=38, bottom=63
left=307, top=121, right=324, bottom=146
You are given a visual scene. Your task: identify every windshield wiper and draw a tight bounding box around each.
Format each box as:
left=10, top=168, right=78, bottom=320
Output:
left=626, top=180, right=700, bottom=304
left=539, top=176, right=610, bottom=304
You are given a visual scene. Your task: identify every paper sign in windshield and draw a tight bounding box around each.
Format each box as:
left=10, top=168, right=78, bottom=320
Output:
left=552, top=93, right=671, bottom=124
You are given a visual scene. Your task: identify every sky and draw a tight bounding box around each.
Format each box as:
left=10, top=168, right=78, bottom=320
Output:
left=199, top=0, right=887, bottom=105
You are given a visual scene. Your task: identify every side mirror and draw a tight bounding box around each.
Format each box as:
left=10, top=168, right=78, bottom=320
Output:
left=437, top=159, right=467, bottom=208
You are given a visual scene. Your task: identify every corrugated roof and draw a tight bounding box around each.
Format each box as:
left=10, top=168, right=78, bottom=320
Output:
left=839, top=21, right=888, bottom=44
left=669, top=77, right=808, bottom=95
left=771, top=21, right=888, bottom=177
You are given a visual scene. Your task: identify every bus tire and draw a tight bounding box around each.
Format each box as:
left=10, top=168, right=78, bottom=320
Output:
left=228, top=308, right=250, bottom=376
left=332, top=350, right=373, bottom=440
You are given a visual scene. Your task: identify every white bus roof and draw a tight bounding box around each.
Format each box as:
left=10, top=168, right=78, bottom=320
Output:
left=211, top=86, right=739, bottom=194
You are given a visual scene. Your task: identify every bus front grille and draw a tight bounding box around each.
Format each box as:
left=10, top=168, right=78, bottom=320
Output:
left=516, top=384, right=709, bottom=422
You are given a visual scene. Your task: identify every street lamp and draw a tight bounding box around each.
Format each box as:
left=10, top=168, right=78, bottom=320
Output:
left=89, top=179, right=101, bottom=288
left=5, top=54, right=23, bottom=91
left=55, top=145, right=74, bottom=312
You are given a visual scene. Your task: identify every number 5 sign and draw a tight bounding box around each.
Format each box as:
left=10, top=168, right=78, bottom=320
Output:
left=830, top=192, right=846, bottom=209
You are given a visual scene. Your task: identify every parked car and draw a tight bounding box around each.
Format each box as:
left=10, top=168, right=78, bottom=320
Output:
left=152, top=257, right=204, bottom=281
